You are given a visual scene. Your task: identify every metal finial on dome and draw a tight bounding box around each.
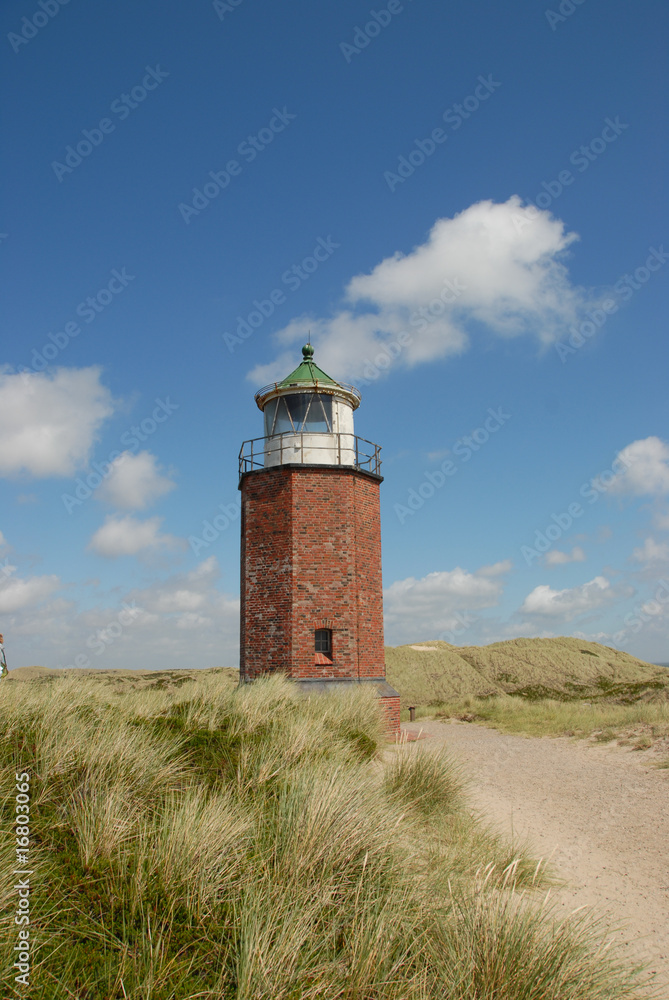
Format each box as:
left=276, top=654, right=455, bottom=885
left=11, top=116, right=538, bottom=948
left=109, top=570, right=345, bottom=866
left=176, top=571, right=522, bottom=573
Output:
left=302, top=343, right=315, bottom=360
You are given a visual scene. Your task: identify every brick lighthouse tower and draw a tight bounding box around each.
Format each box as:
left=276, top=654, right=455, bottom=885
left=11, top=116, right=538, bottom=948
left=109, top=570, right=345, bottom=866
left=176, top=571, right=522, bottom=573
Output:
left=238, top=345, right=400, bottom=734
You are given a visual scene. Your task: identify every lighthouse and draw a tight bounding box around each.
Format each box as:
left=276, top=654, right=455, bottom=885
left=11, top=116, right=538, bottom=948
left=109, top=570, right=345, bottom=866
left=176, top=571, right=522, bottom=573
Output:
left=238, top=345, right=400, bottom=735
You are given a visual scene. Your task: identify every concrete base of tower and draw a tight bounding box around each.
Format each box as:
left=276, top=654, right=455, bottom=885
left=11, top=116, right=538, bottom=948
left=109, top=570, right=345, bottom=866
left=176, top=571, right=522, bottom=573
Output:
left=291, top=677, right=401, bottom=739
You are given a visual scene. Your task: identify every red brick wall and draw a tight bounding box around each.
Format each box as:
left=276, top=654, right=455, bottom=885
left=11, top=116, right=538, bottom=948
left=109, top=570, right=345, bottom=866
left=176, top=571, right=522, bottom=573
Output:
left=239, top=467, right=293, bottom=678
left=379, top=695, right=401, bottom=739
left=353, top=474, right=385, bottom=679
left=240, top=465, right=386, bottom=683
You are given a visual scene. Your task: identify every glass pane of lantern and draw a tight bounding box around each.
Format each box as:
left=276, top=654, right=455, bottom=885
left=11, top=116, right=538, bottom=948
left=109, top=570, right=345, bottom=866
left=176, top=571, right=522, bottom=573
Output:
left=264, top=399, right=278, bottom=437
left=273, top=397, right=295, bottom=434
left=285, top=393, right=311, bottom=430
left=305, top=394, right=332, bottom=432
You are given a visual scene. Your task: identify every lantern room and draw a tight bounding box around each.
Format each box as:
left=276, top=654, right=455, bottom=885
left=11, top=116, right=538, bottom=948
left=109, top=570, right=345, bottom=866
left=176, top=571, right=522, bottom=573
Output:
left=239, top=344, right=381, bottom=474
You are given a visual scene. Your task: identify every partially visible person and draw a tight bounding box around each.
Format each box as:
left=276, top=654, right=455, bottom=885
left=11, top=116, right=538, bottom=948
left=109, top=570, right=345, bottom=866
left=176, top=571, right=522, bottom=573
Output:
left=0, top=634, right=8, bottom=679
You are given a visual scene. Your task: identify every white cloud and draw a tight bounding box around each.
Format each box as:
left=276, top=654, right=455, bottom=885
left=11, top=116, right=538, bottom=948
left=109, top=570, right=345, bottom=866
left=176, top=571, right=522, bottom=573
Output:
left=249, top=197, right=588, bottom=384
left=653, top=509, right=669, bottom=531
left=126, top=557, right=221, bottom=616
left=383, top=565, right=505, bottom=644
left=0, top=571, right=61, bottom=613
left=632, top=537, right=669, bottom=565
left=545, top=546, right=586, bottom=566
left=96, top=451, right=176, bottom=510
left=609, top=437, right=669, bottom=497
left=2, top=558, right=240, bottom=671
left=520, top=576, right=622, bottom=622
left=88, top=515, right=182, bottom=558
left=0, top=367, right=114, bottom=477
left=572, top=630, right=615, bottom=644
left=477, top=559, right=513, bottom=577
left=0, top=530, right=6, bottom=549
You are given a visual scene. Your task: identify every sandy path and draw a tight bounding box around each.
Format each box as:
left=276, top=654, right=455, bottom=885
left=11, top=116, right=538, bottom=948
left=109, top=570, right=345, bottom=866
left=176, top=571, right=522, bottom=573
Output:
left=402, top=719, right=669, bottom=993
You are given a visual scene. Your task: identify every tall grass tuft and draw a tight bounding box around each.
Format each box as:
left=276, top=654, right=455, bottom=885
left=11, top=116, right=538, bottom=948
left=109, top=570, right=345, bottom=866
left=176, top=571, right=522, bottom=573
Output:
left=384, top=744, right=464, bottom=815
left=0, top=670, right=652, bottom=999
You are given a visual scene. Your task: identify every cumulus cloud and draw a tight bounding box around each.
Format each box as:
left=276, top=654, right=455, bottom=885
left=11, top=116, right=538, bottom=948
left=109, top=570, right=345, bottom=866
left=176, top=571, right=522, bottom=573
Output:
left=477, top=559, right=513, bottom=577
left=520, top=576, right=623, bottom=622
left=654, top=509, right=669, bottom=531
left=96, top=451, right=176, bottom=510
left=0, top=367, right=114, bottom=477
left=609, top=437, right=669, bottom=497
left=383, top=565, right=507, bottom=644
left=3, top=558, right=240, bottom=671
left=88, top=515, right=182, bottom=558
left=249, top=197, right=588, bottom=384
left=0, top=569, right=61, bottom=613
left=632, top=537, right=669, bottom=565
left=125, top=557, right=223, bottom=620
left=545, top=546, right=586, bottom=567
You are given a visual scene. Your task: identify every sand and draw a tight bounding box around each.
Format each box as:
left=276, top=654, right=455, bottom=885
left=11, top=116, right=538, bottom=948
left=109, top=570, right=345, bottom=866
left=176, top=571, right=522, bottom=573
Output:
left=403, top=718, right=669, bottom=993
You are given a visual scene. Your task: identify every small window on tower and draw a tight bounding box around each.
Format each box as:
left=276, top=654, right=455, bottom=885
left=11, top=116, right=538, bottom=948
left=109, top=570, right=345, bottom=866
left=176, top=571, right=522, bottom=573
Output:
left=315, top=629, right=332, bottom=655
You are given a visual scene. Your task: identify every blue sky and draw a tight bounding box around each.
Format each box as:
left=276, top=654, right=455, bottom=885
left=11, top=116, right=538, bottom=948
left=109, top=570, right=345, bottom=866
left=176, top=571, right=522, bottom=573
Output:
left=1, top=0, right=668, bottom=669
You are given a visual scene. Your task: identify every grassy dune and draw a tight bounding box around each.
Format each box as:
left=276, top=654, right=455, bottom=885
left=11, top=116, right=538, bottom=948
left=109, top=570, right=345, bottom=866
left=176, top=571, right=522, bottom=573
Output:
left=386, top=637, right=669, bottom=749
left=0, top=670, right=651, bottom=999
left=386, top=637, right=668, bottom=705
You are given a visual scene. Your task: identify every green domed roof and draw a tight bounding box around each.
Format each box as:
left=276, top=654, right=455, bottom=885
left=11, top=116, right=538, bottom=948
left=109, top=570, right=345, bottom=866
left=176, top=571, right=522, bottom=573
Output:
left=278, top=344, right=337, bottom=388
left=254, top=345, right=361, bottom=410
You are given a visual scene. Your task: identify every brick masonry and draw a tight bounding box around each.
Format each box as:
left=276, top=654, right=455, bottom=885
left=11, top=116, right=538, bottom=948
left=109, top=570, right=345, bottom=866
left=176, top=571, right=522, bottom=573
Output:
left=239, top=463, right=400, bottom=735
left=379, top=695, right=401, bottom=737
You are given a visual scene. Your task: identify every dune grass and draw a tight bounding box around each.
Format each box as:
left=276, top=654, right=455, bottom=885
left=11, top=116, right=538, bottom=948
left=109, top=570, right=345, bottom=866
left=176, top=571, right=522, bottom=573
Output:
left=404, top=694, right=669, bottom=746
left=388, top=637, right=669, bottom=752
left=0, top=671, right=653, bottom=999
left=387, top=637, right=669, bottom=708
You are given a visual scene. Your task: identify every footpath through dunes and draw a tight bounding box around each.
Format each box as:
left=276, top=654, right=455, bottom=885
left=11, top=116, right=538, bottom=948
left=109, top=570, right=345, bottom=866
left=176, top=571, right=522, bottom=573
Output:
left=402, top=717, right=669, bottom=995
left=386, top=636, right=669, bottom=705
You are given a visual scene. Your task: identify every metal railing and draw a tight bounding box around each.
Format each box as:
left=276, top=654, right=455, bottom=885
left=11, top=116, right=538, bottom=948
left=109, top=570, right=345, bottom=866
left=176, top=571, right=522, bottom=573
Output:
left=239, top=432, right=382, bottom=477
left=254, top=380, right=362, bottom=409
